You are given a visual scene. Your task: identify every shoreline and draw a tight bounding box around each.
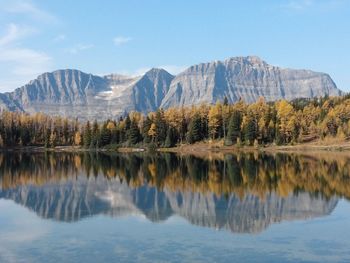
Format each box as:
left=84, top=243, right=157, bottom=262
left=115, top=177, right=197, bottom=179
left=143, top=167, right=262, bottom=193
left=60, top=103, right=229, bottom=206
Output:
left=2, top=141, right=350, bottom=154
left=159, top=141, right=350, bottom=154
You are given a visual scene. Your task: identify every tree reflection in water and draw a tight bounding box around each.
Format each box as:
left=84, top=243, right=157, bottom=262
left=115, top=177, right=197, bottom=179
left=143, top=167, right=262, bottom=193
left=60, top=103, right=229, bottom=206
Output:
left=0, top=151, right=348, bottom=233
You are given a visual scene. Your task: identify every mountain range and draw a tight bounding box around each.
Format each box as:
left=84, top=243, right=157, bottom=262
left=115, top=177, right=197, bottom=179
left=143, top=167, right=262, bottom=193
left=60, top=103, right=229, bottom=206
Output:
left=0, top=56, right=342, bottom=120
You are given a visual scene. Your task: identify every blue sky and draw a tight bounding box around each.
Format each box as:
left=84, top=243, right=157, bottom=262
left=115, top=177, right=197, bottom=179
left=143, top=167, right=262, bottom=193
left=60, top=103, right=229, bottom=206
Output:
left=0, top=0, right=349, bottom=92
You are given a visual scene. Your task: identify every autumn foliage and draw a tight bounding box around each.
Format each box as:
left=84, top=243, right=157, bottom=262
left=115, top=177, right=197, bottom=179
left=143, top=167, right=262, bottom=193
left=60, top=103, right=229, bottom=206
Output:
left=1, top=94, right=350, bottom=148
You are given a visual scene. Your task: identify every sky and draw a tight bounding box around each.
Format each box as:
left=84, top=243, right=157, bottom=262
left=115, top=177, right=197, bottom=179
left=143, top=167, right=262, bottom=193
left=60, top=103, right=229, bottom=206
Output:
left=0, top=0, right=349, bottom=92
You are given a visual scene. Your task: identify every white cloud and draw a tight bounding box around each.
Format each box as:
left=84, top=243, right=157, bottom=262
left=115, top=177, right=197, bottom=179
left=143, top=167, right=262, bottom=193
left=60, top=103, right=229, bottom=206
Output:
left=0, top=23, right=52, bottom=92
left=0, top=47, right=50, bottom=64
left=1, top=0, right=58, bottom=23
left=66, top=44, right=94, bottom=54
left=0, top=23, right=37, bottom=46
left=53, top=34, right=66, bottom=42
left=0, top=47, right=52, bottom=90
left=0, top=200, right=50, bottom=262
left=113, top=36, right=132, bottom=46
left=284, top=0, right=313, bottom=10
left=282, top=0, right=344, bottom=12
left=0, top=48, right=51, bottom=74
left=0, top=1, right=58, bottom=92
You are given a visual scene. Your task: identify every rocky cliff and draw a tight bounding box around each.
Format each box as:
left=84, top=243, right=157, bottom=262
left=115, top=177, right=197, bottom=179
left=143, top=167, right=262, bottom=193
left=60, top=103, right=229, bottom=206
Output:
left=161, top=56, right=341, bottom=107
left=0, top=56, right=342, bottom=120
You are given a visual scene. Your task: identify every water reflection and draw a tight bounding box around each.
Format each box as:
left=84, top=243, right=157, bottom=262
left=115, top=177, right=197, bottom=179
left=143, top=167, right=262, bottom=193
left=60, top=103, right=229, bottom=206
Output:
left=0, top=151, right=348, bottom=233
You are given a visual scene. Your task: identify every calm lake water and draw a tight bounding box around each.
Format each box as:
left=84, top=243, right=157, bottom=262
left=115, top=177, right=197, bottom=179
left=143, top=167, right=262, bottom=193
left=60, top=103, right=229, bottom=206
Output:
left=0, top=151, right=349, bottom=263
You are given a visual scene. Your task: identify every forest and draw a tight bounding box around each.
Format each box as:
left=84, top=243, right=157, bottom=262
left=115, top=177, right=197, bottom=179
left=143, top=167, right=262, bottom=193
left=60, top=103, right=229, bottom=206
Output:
left=1, top=94, right=350, bottom=149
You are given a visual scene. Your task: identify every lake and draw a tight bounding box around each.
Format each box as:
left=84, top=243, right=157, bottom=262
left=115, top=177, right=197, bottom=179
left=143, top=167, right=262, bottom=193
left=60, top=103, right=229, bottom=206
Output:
left=0, top=151, right=349, bottom=263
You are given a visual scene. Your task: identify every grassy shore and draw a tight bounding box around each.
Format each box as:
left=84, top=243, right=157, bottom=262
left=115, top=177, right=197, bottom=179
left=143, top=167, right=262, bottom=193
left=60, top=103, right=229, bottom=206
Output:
left=159, top=139, right=350, bottom=154
left=2, top=138, right=350, bottom=154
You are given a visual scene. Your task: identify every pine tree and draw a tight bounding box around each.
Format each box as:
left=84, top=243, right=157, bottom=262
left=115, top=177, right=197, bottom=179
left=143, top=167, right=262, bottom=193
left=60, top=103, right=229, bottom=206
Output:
left=49, top=130, right=57, bottom=147
left=20, top=127, right=31, bottom=146
left=83, top=121, right=92, bottom=148
left=111, top=127, right=120, bottom=144
left=128, top=119, right=141, bottom=145
left=154, top=110, right=167, bottom=144
left=125, top=115, right=131, bottom=131
left=100, top=123, right=111, bottom=146
left=164, top=126, right=176, bottom=147
left=0, top=134, right=4, bottom=147
left=63, top=119, right=69, bottom=144
left=180, top=110, right=187, bottom=143
left=142, top=116, right=152, bottom=143
left=90, top=120, right=99, bottom=148
left=226, top=111, right=241, bottom=145
left=223, top=96, right=229, bottom=106
left=244, top=117, right=257, bottom=145
left=44, top=128, right=51, bottom=148
left=186, top=114, right=202, bottom=144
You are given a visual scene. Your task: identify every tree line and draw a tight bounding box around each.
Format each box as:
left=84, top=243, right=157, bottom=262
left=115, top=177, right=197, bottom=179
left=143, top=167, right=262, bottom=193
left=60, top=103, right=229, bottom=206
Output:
left=1, top=94, right=350, bottom=148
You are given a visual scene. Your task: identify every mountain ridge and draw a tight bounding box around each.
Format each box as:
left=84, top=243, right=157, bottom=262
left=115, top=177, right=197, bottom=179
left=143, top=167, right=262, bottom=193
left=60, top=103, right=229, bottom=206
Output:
left=0, top=56, right=343, bottom=120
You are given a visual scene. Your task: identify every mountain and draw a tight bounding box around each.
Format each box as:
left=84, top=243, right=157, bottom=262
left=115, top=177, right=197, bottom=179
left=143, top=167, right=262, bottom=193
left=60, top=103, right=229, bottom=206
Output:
left=0, top=56, right=343, bottom=120
left=0, top=68, right=174, bottom=120
left=161, top=56, right=341, bottom=107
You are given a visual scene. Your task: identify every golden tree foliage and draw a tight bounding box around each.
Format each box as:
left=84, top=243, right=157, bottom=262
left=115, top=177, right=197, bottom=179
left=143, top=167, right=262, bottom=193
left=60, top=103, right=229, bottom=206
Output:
left=208, top=102, right=222, bottom=139
left=148, top=123, right=157, bottom=141
left=74, top=131, right=82, bottom=146
left=276, top=100, right=296, bottom=142
left=2, top=94, right=350, bottom=148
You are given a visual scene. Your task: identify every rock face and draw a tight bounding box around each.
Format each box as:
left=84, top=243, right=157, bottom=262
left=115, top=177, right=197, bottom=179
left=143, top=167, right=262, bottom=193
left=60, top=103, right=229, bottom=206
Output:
left=161, top=56, right=341, bottom=107
left=0, top=68, right=174, bottom=120
left=0, top=56, right=342, bottom=120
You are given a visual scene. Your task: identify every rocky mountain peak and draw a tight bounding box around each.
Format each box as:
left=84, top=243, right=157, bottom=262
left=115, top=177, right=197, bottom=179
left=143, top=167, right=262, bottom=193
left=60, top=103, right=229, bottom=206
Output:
left=0, top=56, right=343, bottom=120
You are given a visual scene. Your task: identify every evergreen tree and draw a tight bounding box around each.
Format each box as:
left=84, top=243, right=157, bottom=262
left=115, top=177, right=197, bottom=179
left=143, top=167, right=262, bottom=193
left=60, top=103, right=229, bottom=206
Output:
left=179, top=111, right=187, bottom=143
left=99, top=123, right=111, bottom=146
left=223, top=96, right=229, bottom=106
left=49, top=130, right=57, bottom=147
left=154, top=110, right=167, bottom=144
left=186, top=114, right=202, bottom=144
left=164, top=126, right=176, bottom=147
left=142, top=116, right=152, bottom=143
left=20, top=127, right=31, bottom=146
left=111, top=127, right=120, bottom=144
left=244, top=118, right=257, bottom=145
left=63, top=119, right=69, bottom=144
left=90, top=120, right=99, bottom=148
left=83, top=121, right=92, bottom=148
left=226, top=111, right=242, bottom=145
left=125, top=115, right=131, bottom=131
left=128, top=119, right=141, bottom=145
left=44, top=128, right=51, bottom=148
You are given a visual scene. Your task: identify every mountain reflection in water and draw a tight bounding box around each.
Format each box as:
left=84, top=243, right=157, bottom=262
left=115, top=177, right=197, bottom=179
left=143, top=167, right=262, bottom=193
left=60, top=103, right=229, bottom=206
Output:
left=0, top=151, right=348, bottom=234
